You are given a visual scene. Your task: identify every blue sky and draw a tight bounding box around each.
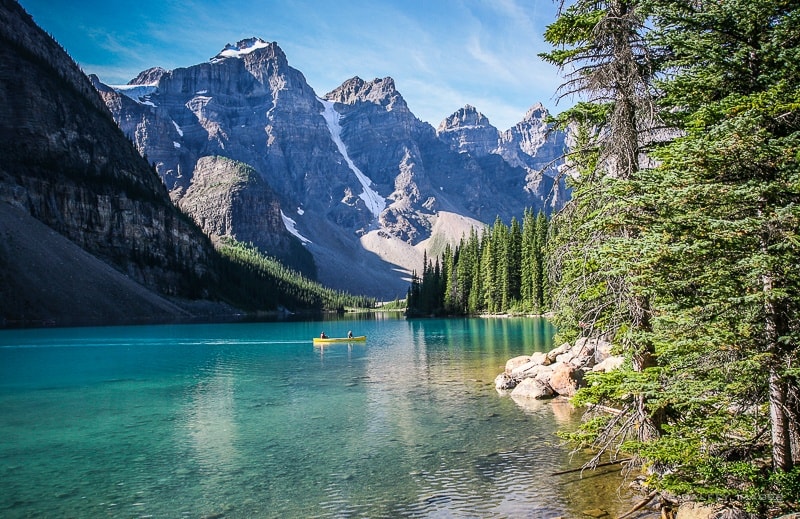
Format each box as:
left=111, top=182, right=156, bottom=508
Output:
left=20, top=0, right=569, bottom=130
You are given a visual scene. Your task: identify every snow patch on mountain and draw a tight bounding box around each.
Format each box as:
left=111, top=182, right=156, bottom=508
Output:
left=172, top=120, right=183, bottom=137
left=319, top=98, right=386, bottom=219
left=211, top=38, right=271, bottom=63
left=111, top=84, right=158, bottom=105
left=281, top=210, right=311, bottom=244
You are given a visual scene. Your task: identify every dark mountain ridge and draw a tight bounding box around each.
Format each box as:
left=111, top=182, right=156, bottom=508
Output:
left=0, top=0, right=232, bottom=325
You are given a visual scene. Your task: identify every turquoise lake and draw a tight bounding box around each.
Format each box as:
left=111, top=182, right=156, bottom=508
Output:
left=0, top=316, right=636, bottom=518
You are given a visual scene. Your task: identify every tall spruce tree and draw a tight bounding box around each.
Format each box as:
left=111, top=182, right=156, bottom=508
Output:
left=521, top=209, right=538, bottom=311
left=541, top=0, right=662, bottom=466
left=508, top=217, right=523, bottom=308
left=534, top=211, right=549, bottom=311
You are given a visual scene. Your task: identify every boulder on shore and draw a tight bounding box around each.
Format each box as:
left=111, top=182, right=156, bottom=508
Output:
left=505, top=355, right=531, bottom=374
left=548, top=362, right=582, bottom=397
left=510, top=377, right=554, bottom=400
left=494, top=372, right=517, bottom=390
left=593, top=356, right=625, bottom=373
left=496, top=336, right=622, bottom=399
left=675, top=502, right=747, bottom=519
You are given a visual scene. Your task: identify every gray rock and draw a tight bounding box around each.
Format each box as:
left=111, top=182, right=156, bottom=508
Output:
left=494, top=373, right=518, bottom=391
left=592, top=356, right=625, bottom=373
left=530, top=351, right=550, bottom=366
left=516, top=363, right=555, bottom=381
left=510, top=377, right=554, bottom=400
left=179, top=156, right=314, bottom=275
left=594, top=337, right=614, bottom=361
left=546, top=342, right=572, bottom=364
left=436, top=105, right=499, bottom=157
left=675, top=502, right=747, bottom=519
left=505, top=355, right=532, bottom=374
left=0, top=1, right=224, bottom=324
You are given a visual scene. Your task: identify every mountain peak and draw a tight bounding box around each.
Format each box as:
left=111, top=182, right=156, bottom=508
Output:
left=210, top=37, right=279, bottom=63
left=437, top=105, right=493, bottom=133
left=436, top=105, right=499, bottom=156
left=129, top=67, right=167, bottom=86
left=325, top=76, right=404, bottom=109
left=522, top=103, right=548, bottom=123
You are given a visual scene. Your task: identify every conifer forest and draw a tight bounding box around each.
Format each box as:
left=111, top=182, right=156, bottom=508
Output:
left=409, top=1, right=800, bottom=515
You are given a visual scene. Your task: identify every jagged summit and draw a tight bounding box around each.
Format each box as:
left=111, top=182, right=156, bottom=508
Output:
left=436, top=105, right=500, bottom=156
left=325, top=76, right=406, bottom=110
left=437, top=104, right=494, bottom=133
left=522, top=102, right=548, bottom=122
left=129, top=67, right=167, bottom=86
left=210, top=37, right=279, bottom=63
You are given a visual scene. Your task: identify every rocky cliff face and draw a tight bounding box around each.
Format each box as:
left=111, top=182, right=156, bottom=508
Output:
left=499, top=104, right=570, bottom=204
left=178, top=156, right=315, bottom=276
left=94, top=37, right=570, bottom=298
left=0, top=0, right=225, bottom=324
left=437, top=105, right=499, bottom=157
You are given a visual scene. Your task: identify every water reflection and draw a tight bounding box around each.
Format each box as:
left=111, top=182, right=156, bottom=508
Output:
left=0, top=317, right=638, bottom=518
left=185, top=364, right=239, bottom=470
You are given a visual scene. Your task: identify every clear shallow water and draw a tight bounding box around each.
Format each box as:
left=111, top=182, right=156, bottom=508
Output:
left=0, top=316, right=636, bottom=518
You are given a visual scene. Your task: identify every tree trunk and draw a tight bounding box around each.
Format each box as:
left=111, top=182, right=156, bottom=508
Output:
left=763, top=267, right=793, bottom=472
left=787, top=384, right=800, bottom=465
left=631, top=293, right=662, bottom=442
left=769, top=364, right=792, bottom=472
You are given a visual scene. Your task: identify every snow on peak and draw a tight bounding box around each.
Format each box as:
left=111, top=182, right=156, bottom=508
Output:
left=211, top=38, right=271, bottom=63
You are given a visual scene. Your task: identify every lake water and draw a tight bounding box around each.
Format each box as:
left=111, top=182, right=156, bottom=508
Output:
left=0, top=316, right=637, bottom=518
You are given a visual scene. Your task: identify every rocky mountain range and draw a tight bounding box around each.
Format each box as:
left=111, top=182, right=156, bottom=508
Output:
left=92, top=38, right=569, bottom=299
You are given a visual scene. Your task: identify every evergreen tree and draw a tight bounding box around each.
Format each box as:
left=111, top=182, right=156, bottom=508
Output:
left=464, top=228, right=482, bottom=314
left=534, top=211, right=549, bottom=310
left=541, top=0, right=662, bottom=467
left=521, top=209, right=537, bottom=311
left=492, top=217, right=511, bottom=311
left=469, top=231, right=485, bottom=314
left=481, top=227, right=498, bottom=313
left=405, top=213, right=551, bottom=317
left=508, top=217, right=523, bottom=308
left=454, top=236, right=470, bottom=314
left=442, top=243, right=457, bottom=314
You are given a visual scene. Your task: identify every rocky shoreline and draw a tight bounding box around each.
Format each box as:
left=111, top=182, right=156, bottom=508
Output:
left=495, top=338, right=758, bottom=519
left=494, top=336, right=624, bottom=399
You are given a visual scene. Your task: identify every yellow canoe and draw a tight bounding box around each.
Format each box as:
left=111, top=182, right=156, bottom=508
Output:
left=313, top=335, right=367, bottom=344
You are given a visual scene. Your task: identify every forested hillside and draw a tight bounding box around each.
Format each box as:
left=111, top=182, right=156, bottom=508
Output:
left=406, top=210, right=549, bottom=316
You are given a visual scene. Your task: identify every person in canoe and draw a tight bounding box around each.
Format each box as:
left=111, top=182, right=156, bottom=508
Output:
left=320, top=331, right=328, bottom=339
left=347, top=330, right=353, bottom=339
